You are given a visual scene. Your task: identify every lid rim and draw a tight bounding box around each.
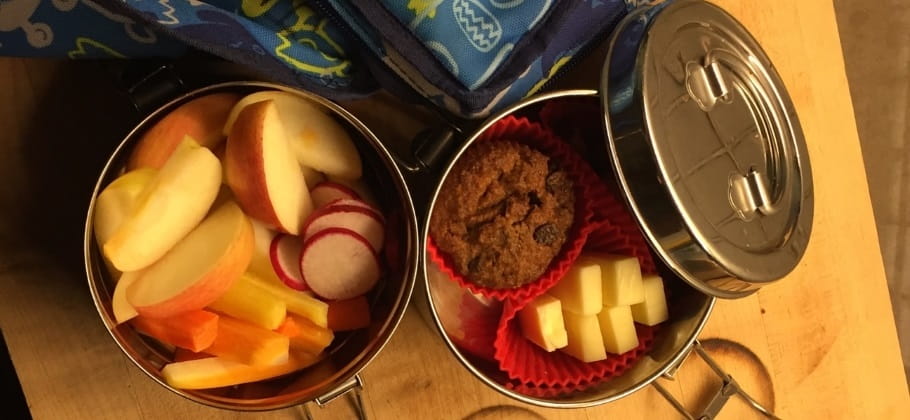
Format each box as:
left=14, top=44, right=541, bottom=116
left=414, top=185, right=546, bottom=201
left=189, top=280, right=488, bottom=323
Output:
left=599, top=0, right=813, bottom=299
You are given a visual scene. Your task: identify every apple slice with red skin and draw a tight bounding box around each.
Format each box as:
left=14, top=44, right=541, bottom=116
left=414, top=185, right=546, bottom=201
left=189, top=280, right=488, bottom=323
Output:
left=269, top=233, right=308, bottom=291
left=310, top=181, right=360, bottom=208
left=300, top=228, right=380, bottom=300
left=223, top=91, right=362, bottom=180
left=127, top=201, right=254, bottom=318
left=302, top=204, right=384, bottom=252
left=128, top=93, right=240, bottom=170
left=224, top=100, right=313, bottom=234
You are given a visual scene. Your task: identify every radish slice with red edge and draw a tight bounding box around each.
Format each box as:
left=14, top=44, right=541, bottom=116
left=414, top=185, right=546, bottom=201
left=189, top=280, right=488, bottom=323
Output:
left=302, top=205, right=384, bottom=252
left=300, top=227, right=380, bottom=300
left=269, top=234, right=308, bottom=291
left=325, top=198, right=382, bottom=220
left=310, top=181, right=360, bottom=208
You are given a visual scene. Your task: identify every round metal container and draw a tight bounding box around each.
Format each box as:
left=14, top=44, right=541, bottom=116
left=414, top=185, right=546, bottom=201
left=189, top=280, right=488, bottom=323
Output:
left=422, top=0, right=810, bottom=415
left=84, top=82, right=419, bottom=411
left=423, top=90, right=716, bottom=408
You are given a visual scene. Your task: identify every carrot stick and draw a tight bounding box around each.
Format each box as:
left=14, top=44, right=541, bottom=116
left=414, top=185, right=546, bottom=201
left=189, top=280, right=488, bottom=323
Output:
left=162, top=351, right=322, bottom=390
left=173, top=348, right=210, bottom=363
left=276, top=314, right=334, bottom=354
left=327, top=296, right=371, bottom=331
left=275, top=316, right=301, bottom=337
left=131, top=310, right=218, bottom=352
left=242, top=272, right=328, bottom=327
left=204, top=315, right=289, bottom=366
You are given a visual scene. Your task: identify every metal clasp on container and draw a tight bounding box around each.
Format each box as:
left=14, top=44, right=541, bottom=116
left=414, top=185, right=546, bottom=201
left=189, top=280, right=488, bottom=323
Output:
left=651, top=340, right=780, bottom=420
left=299, top=375, right=368, bottom=419
left=686, top=55, right=732, bottom=112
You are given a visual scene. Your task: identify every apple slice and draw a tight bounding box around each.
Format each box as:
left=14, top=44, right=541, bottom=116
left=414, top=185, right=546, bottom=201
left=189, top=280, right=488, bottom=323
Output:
left=302, top=205, right=384, bottom=252
left=128, top=93, right=240, bottom=170
left=112, top=271, right=140, bottom=324
left=310, top=181, right=360, bottom=208
left=300, top=228, right=380, bottom=300
left=247, top=219, right=283, bottom=285
left=224, top=91, right=362, bottom=180
left=104, top=138, right=222, bottom=272
left=301, top=165, right=326, bottom=190
left=93, top=168, right=157, bottom=246
left=93, top=168, right=157, bottom=277
left=225, top=100, right=314, bottom=234
left=127, top=201, right=254, bottom=318
left=269, top=234, right=308, bottom=291
left=222, top=90, right=318, bottom=136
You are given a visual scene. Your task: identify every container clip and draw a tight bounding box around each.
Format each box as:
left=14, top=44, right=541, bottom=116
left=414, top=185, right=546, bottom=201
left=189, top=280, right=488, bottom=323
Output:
left=651, top=340, right=779, bottom=419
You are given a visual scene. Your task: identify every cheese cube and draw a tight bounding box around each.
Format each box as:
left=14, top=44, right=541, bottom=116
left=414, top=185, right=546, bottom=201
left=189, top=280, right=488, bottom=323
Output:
left=595, top=254, right=644, bottom=306
left=560, top=311, right=607, bottom=362
left=518, top=294, right=568, bottom=352
left=598, top=305, right=639, bottom=355
left=631, top=275, right=669, bottom=326
left=548, top=257, right=603, bottom=315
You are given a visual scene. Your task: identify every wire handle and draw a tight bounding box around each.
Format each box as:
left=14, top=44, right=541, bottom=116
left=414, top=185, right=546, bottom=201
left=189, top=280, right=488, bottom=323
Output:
left=297, top=375, right=368, bottom=420
left=651, top=340, right=780, bottom=420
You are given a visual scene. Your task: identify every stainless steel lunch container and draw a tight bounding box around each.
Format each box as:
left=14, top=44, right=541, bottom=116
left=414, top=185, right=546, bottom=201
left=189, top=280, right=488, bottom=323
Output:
left=85, top=82, right=420, bottom=414
left=84, top=1, right=811, bottom=418
left=422, top=1, right=811, bottom=417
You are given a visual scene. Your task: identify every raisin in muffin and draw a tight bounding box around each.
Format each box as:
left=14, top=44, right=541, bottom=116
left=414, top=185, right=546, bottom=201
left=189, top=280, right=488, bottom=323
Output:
left=430, top=141, right=575, bottom=289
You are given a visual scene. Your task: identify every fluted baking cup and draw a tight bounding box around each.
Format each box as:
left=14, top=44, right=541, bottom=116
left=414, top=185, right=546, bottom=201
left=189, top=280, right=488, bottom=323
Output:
left=427, top=116, right=599, bottom=302
left=493, top=299, right=658, bottom=387
left=490, top=169, right=661, bottom=387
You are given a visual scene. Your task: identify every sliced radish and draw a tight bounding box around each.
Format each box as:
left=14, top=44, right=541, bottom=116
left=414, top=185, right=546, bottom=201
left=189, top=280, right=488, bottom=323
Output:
left=269, top=234, right=308, bottom=291
left=300, top=228, right=380, bottom=300
left=325, top=198, right=383, bottom=220
left=310, top=181, right=360, bottom=208
left=302, top=205, right=384, bottom=252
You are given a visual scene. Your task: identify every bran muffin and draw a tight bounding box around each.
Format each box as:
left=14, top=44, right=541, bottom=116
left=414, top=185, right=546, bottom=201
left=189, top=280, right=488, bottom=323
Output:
left=430, top=141, right=575, bottom=289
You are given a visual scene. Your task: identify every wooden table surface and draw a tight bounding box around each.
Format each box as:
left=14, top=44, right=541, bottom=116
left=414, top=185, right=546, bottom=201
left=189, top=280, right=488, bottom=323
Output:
left=1, top=1, right=909, bottom=419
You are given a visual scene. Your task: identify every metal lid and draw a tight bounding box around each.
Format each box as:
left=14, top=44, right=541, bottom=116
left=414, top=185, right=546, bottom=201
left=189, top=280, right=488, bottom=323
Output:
left=600, top=0, right=813, bottom=298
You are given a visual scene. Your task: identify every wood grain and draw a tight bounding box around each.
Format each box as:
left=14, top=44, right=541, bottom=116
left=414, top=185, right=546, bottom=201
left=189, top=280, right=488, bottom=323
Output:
left=0, top=0, right=908, bottom=419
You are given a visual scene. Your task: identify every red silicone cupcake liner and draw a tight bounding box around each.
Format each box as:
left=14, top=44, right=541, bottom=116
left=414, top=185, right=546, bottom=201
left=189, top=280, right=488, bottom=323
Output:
left=493, top=299, right=658, bottom=388
left=505, top=380, right=599, bottom=399
left=587, top=180, right=657, bottom=274
left=490, top=171, right=662, bottom=387
left=452, top=290, right=501, bottom=361
left=426, top=116, right=598, bottom=302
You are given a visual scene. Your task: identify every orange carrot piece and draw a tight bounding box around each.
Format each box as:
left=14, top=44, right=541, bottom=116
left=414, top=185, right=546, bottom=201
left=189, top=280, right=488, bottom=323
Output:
left=275, top=316, right=302, bottom=338
left=327, top=296, right=371, bottom=331
left=131, top=310, right=218, bottom=352
left=282, top=314, right=334, bottom=354
left=205, top=315, right=289, bottom=366
left=173, top=348, right=210, bottom=363
left=162, top=351, right=323, bottom=390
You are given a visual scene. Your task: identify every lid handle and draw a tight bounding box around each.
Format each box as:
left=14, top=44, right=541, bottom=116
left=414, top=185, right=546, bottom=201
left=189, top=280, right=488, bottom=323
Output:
left=686, top=56, right=732, bottom=112
left=730, top=168, right=778, bottom=219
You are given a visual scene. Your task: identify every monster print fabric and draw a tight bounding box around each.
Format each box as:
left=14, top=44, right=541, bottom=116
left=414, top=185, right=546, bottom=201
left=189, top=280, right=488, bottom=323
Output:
left=0, top=0, right=640, bottom=117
